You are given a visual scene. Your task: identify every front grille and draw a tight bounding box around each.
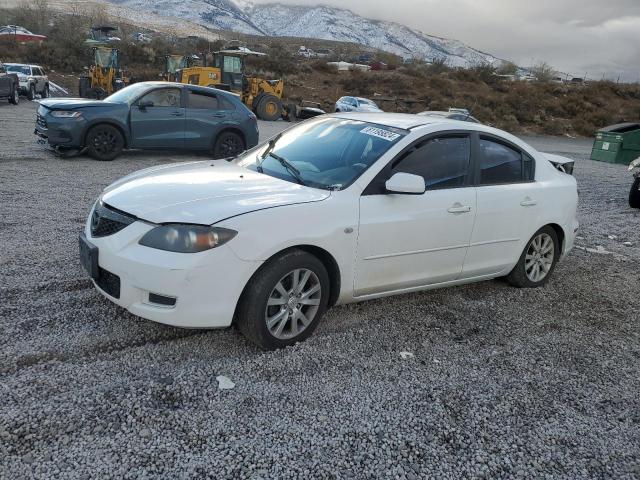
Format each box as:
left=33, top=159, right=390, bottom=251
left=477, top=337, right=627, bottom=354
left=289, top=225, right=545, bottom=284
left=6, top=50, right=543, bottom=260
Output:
left=96, top=267, right=120, bottom=299
left=91, top=202, right=136, bottom=238
left=36, top=113, right=47, bottom=129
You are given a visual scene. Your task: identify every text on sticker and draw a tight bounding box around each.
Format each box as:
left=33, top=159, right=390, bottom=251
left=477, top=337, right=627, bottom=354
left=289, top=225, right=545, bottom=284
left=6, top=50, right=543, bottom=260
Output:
left=360, top=126, right=401, bottom=142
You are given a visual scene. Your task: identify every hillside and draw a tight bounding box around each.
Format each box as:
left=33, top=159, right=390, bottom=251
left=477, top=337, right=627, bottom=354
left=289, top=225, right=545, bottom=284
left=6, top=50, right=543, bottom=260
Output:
left=102, top=0, right=503, bottom=67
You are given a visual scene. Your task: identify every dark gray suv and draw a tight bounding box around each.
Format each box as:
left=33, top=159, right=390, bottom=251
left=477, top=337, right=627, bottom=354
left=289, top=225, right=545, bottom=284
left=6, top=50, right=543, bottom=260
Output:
left=35, top=82, right=259, bottom=161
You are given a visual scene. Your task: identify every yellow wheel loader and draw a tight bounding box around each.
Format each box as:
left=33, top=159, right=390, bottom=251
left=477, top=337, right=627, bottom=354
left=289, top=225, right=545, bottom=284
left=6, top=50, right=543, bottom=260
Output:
left=79, top=27, right=129, bottom=99
left=167, top=48, right=286, bottom=121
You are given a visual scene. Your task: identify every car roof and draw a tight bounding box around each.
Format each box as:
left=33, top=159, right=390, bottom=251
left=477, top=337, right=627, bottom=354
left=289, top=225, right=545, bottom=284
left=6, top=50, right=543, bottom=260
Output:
left=328, top=112, right=450, bottom=130
left=134, top=81, right=240, bottom=97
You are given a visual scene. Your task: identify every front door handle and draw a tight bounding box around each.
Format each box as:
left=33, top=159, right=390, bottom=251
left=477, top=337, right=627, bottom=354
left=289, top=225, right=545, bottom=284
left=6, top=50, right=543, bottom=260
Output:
left=520, top=197, right=537, bottom=207
left=447, top=204, right=472, bottom=214
left=210, top=113, right=225, bottom=118
left=170, top=111, right=184, bottom=117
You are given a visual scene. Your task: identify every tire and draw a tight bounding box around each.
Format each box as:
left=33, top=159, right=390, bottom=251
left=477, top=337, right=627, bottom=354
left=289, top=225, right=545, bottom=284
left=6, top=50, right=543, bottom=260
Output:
left=255, top=94, right=282, bottom=121
left=27, top=84, right=35, bottom=101
left=79, top=77, right=90, bottom=98
left=9, top=86, right=18, bottom=105
left=629, top=177, right=640, bottom=209
left=236, top=249, right=331, bottom=350
left=42, top=84, right=49, bottom=98
left=212, top=131, right=245, bottom=159
left=85, top=124, right=124, bottom=161
left=506, top=226, right=560, bottom=288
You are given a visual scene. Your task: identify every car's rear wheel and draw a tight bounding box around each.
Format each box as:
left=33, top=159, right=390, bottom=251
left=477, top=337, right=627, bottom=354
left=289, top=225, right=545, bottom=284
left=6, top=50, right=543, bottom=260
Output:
left=236, top=249, right=330, bottom=350
left=212, top=131, right=245, bottom=159
left=86, top=124, right=124, bottom=161
left=506, top=226, right=559, bottom=288
left=9, top=87, right=18, bottom=105
left=629, top=177, right=640, bottom=209
left=27, top=84, right=35, bottom=101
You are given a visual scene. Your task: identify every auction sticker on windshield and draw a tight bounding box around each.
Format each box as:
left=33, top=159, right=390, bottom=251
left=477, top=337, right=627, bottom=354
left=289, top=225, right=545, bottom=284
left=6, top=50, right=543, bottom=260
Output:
left=360, top=126, right=401, bottom=142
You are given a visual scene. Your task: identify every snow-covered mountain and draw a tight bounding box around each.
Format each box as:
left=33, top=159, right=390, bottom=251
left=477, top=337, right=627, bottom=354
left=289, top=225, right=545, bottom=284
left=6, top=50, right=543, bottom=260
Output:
left=105, top=0, right=503, bottom=67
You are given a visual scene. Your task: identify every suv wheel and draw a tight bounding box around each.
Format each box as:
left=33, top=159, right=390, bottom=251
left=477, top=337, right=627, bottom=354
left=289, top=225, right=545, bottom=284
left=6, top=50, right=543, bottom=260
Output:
left=86, top=124, right=124, bottom=161
left=212, top=131, right=245, bottom=159
left=9, top=87, right=18, bottom=105
left=236, top=249, right=330, bottom=350
left=630, top=177, right=640, bottom=209
left=27, top=84, right=36, bottom=101
left=42, top=84, right=49, bottom=98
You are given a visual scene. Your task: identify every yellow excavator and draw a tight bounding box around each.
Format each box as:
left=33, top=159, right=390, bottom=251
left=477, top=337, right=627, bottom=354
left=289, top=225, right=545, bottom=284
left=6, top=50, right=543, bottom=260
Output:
left=165, top=48, right=286, bottom=121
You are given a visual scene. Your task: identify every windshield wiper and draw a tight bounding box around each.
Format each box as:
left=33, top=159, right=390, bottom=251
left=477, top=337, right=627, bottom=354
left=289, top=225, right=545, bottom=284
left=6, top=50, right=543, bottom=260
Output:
left=269, top=152, right=306, bottom=186
left=256, top=133, right=282, bottom=173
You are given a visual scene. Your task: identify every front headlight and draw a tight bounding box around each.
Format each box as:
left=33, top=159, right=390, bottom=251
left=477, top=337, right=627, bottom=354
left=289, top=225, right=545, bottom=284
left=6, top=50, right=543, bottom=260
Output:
left=139, top=224, right=237, bottom=253
left=629, top=158, right=640, bottom=171
left=51, top=111, right=83, bottom=118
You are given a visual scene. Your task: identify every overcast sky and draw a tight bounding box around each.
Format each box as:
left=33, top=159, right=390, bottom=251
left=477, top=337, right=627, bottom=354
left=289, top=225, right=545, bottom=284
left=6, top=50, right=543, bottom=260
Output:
left=253, top=0, right=640, bottom=81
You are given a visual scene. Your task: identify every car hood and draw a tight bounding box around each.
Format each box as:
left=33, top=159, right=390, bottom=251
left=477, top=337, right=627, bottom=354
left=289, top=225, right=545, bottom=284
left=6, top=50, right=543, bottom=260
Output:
left=38, top=98, right=120, bottom=109
left=101, top=160, right=330, bottom=224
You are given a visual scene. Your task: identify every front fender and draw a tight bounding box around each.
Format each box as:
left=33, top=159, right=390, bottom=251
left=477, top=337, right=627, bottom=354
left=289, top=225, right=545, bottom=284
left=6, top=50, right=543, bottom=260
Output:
left=82, top=113, right=131, bottom=147
left=217, top=193, right=359, bottom=303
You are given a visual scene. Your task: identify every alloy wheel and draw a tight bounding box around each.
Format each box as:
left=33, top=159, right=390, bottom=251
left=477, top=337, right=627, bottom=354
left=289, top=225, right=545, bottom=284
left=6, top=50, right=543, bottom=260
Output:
left=264, top=268, right=322, bottom=340
left=222, top=136, right=241, bottom=156
left=525, top=233, right=555, bottom=282
left=92, top=130, right=117, bottom=155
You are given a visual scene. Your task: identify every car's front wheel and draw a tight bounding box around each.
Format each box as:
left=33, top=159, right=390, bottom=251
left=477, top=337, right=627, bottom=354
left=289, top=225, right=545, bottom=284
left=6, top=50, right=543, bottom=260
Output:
left=27, top=84, right=35, bottom=101
left=629, top=177, right=640, bottom=209
left=506, top=226, right=560, bottom=288
left=212, top=131, right=245, bottom=159
left=86, top=124, right=124, bottom=161
left=42, top=84, right=49, bottom=98
left=236, top=249, right=330, bottom=350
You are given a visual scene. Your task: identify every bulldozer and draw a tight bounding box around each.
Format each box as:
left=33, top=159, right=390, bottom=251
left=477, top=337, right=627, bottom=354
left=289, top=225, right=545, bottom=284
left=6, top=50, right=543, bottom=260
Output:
left=79, top=26, right=129, bottom=99
left=166, top=47, right=287, bottom=121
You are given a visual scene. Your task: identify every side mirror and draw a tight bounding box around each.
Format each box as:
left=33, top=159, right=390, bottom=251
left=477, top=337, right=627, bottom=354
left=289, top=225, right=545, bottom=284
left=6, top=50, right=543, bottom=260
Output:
left=385, top=172, right=426, bottom=195
left=138, top=100, right=153, bottom=110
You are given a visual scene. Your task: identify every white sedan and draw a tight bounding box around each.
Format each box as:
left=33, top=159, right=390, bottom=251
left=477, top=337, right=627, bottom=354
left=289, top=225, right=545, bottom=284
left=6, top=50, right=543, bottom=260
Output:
left=80, top=113, right=579, bottom=349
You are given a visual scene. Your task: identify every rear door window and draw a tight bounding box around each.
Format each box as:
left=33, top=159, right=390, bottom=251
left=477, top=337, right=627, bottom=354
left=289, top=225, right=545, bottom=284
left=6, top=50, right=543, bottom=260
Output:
left=478, top=137, right=528, bottom=185
left=187, top=90, right=219, bottom=109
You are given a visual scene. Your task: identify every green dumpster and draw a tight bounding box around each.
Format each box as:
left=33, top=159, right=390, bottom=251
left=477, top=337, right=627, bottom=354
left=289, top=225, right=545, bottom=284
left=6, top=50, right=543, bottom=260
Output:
left=591, top=123, right=640, bottom=165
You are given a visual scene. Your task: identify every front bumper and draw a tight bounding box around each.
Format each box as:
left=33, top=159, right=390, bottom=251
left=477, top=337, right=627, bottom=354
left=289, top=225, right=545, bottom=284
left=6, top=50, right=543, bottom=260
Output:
left=34, top=113, right=86, bottom=148
left=83, top=217, right=262, bottom=328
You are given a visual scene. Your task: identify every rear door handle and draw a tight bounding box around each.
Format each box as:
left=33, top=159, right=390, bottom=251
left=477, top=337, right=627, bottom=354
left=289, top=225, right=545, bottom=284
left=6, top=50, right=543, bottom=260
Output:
left=170, top=111, right=184, bottom=117
left=210, top=113, right=225, bottom=118
left=520, top=197, right=537, bottom=207
left=447, top=204, right=472, bottom=214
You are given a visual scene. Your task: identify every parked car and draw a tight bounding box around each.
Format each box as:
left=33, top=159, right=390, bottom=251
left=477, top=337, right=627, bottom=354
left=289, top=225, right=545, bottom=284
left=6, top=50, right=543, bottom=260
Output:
left=0, top=62, right=19, bottom=105
left=0, top=25, right=47, bottom=43
left=629, top=157, right=640, bottom=208
left=5, top=63, right=49, bottom=99
left=335, top=96, right=383, bottom=113
left=417, top=108, right=480, bottom=123
left=79, top=113, right=579, bottom=349
left=35, top=81, right=259, bottom=160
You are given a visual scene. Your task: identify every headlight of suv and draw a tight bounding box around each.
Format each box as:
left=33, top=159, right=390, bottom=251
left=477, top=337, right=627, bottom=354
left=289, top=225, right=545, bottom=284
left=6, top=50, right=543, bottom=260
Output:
left=51, top=111, right=82, bottom=118
left=139, top=224, right=237, bottom=253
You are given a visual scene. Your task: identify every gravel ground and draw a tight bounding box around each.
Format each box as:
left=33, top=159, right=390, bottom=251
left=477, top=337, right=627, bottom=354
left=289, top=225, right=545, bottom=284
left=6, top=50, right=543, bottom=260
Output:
left=1, top=100, right=639, bottom=479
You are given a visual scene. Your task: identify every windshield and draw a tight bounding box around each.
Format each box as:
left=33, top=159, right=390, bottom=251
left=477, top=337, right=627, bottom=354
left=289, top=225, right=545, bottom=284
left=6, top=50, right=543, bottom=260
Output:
left=6, top=65, right=30, bottom=75
left=104, top=83, right=152, bottom=104
left=237, top=117, right=407, bottom=190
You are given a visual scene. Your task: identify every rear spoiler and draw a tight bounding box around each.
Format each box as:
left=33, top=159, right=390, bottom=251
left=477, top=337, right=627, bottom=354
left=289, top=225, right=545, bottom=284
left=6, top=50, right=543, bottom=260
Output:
left=543, top=153, right=575, bottom=175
